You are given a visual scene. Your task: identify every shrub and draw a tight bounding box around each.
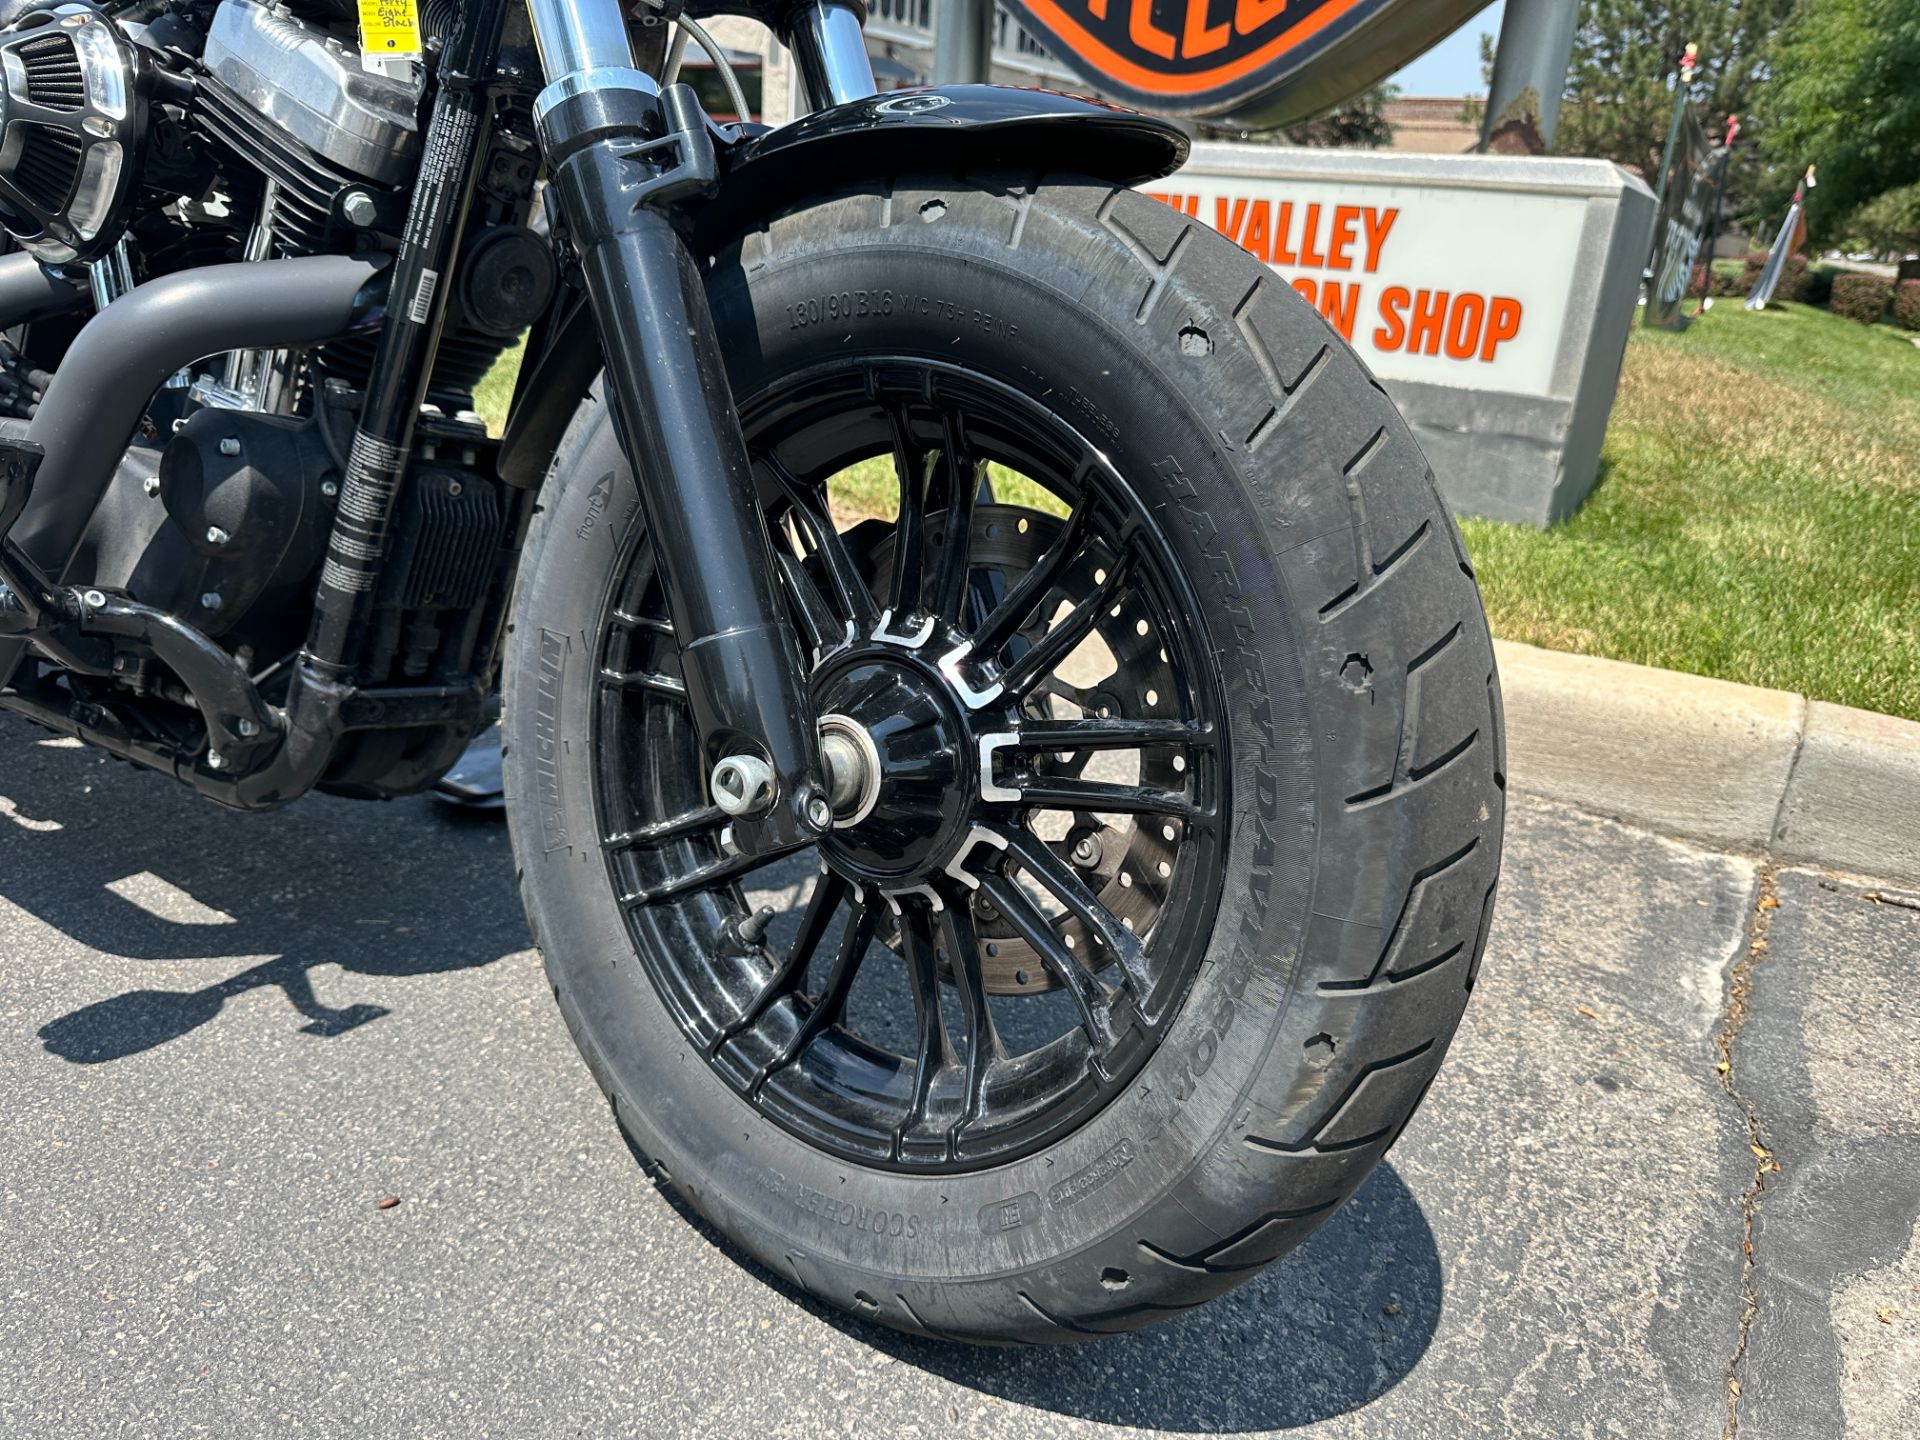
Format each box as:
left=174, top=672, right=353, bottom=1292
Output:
left=1894, top=279, right=1920, bottom=330
left=1829, top=272, right=1893, bottom=324
left=1779, top=253, right=1813, bottom=303
left=1713, top=261, right=1744, bottom=296
left=1688, top=260, right=1744, bottom=298
left=1738, top=251, right=1814, bottom=302
left=1801, top=262, right=1836, bottom=307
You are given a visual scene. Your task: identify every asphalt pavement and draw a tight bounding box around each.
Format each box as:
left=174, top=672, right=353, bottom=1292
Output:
left=3, top=714, right=1916, bottom=1438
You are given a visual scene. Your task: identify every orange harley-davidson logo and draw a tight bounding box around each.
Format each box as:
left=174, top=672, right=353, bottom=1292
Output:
left=1002, top=0, right=1483, bottom=122
left=1018, top=0, right=1363, bottom=92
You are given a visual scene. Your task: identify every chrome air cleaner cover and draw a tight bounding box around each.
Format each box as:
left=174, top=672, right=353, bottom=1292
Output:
left=0, top=2, right=141, bottom=263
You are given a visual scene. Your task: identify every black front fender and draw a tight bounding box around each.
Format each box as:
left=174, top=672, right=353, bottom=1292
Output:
left=499, top=85, right=1188, bottom=486
left=710, top=84, right=1187, bottom=222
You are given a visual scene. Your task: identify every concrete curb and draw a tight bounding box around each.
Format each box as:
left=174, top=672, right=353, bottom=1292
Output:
left=1495, top=640, right=1920, bottom=883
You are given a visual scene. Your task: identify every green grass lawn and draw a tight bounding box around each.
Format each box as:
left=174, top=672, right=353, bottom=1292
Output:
left=473, top=336, right=523, bottom=434
left=1460, top=303, right=1920, bottom=720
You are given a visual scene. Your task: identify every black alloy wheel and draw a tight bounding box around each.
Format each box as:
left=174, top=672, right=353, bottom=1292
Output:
left=591, top=359, right=1228, bottom=1172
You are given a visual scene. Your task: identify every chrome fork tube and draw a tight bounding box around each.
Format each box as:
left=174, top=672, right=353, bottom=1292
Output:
left=524, top=0, right=637, bottom=78
left=526, top=0, right=660, bottom=136
left=788, top=0, right=878, bottom=109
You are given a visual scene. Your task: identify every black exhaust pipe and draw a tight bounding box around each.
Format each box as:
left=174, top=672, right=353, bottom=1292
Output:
left=0, top=251, right=86, bottom=326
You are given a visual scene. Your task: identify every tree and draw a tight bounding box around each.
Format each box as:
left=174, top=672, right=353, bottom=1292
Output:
left=1282, top=83, right=1399, bottom=149
left=1553, top=0, right=1792, bottom=214
left=1761, top=0, right=1920, bottom=243
left=1843, top=182, right=1920, bottom=259
left=1204, top=84, right=1400, bottom=150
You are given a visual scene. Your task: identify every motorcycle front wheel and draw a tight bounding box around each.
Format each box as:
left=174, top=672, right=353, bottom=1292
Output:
left=502, top=173, right=1504, bottom=1343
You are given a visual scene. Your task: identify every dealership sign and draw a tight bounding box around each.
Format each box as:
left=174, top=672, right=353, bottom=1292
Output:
left=1000, top=0, right=1486, bottom=123
left=1146, top=146, right=1657, bottom=527
left=1146, top=171, right=1586, bottom=397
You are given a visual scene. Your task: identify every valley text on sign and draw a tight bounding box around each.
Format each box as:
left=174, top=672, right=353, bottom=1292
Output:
left=1147, top=147, right=1656, bottom=526
left=1147, top=167, right=1584, bottom=398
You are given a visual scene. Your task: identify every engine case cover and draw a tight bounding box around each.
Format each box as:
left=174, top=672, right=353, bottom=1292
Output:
left=201, top=0, right=419, bottom=186
left=156, top=407, right=338, bottom=639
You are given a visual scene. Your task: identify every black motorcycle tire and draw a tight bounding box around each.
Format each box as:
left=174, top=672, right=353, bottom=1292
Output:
left=502, top=173, right=1505, bottom=1343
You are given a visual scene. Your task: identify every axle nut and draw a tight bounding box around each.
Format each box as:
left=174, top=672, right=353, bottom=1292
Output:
left=710, top=754, right=775, bottom=817
left=818, top=713, right=881, bottom=826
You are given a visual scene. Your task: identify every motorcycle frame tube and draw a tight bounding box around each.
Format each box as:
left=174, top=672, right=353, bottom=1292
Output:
left=0, top=253, right=387, bottom=693
left=302, top=0, right=512, bottom=677
left=534, top=0, right=831, bottom=849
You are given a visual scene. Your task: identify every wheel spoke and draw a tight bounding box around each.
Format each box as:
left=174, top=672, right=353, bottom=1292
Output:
left=604, top=365, right=1232, bottom=1172
left=610, top=607, right=675, bottom=638
left=605, top=805, right=727, bottom=851
left=1004, top=773, right=1205, bottom=819
left=716, top=868, right=848, bottom=1048
left=774, top=549, right=845, bottom=658
left=750, top=887, right=876, bottom=1095
left=977, top=869, right=1117, bottom=1054
left=758, top=450, right=879, bottom=630
left=1014, top=717, right=1207, bottom=751
left=968, top=494, right=1093, bottom=659
left=599, top=666, right=686, bottom=697
left=997, top=827, right=1155, bottom=1005
left=895, top=899, right=953, bottom=1154
left=885, top=404, right=928, bottom=618
left=998, top=554, right=1135, bottom=701
left=928, top=410, right=981, bottom=624
left=620, top=843, right=797, bottom=908
left=935, top=887, right=1004, bottom=1147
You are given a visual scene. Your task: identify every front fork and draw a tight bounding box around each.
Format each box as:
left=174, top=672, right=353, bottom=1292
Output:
left=526, top=1, right=874, bottom=850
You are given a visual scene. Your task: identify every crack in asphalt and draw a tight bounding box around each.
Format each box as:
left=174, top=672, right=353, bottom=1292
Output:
left=1716, top=866, right=1781, bottom=1440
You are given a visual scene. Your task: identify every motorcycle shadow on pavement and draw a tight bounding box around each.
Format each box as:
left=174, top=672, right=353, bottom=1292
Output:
left=0, top=722, right=526, bottom=1064
left=639, top=1123, right=1443, bottom=1430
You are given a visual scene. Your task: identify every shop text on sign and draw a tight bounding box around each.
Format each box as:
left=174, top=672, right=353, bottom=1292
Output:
left=1145, top=169, right=1588, bottom=398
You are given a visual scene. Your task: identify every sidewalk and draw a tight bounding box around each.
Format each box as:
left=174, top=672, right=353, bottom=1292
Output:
left=1498, top=639, right=1920, bottom=883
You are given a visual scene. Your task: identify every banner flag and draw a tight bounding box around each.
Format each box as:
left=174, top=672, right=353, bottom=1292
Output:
left=1645, top=105, right=1721, bottom=330
left=1746, top=167, right=1815, bottom=312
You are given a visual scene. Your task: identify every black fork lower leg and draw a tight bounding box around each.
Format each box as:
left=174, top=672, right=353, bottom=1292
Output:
left=537, top=77, right=829, bottom=850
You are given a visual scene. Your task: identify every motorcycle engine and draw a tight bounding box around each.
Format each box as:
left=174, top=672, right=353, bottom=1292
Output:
left=196, top=0, right=424, bottom=249
left=0, top=0, right=538, bottom=797
left=0, top=0, right=467, bottom=265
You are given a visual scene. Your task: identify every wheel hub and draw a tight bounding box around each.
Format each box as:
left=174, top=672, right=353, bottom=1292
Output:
left=811, top=635, right=983, bottom=886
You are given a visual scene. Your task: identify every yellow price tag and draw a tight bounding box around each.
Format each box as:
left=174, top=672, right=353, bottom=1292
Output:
left=357, top=0, right=423, bottom=60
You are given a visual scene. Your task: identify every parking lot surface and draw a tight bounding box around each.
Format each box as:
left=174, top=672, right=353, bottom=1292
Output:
left=3, top=716, right=1915, bottom=1437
